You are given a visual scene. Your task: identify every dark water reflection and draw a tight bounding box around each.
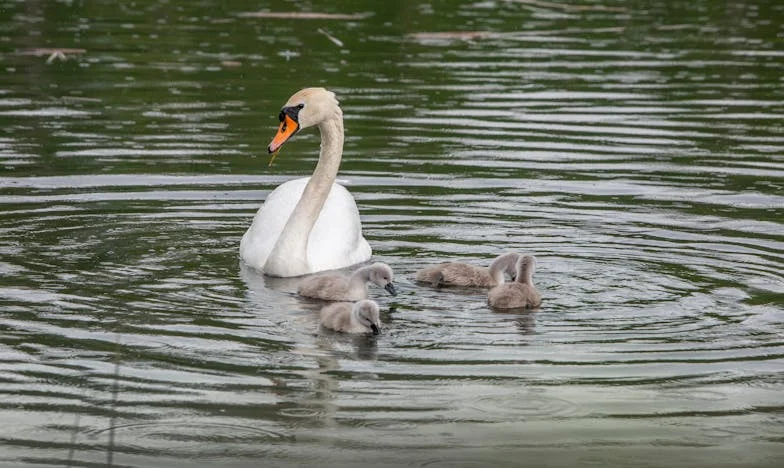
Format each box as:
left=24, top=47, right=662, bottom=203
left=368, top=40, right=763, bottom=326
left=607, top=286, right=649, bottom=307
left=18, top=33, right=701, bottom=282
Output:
left=1, top=0, right=783, bottom=467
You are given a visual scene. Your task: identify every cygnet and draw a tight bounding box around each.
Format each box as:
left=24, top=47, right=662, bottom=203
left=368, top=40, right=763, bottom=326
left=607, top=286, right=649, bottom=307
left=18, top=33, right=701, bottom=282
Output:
left=298, top=262, right=396, bottom=301
left=487, top=255, right=542, bottom=309
left=320, top=299, right=381, bottom=335
left=415, top=252, right=521, bottom=288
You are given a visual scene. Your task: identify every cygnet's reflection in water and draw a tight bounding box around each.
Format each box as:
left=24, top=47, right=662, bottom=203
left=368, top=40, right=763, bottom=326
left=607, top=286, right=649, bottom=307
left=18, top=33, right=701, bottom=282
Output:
left=315, top=329, right=379, bottom=360
left=486, top=304, right=537, bottom=336
left=516, top=312, right=536, bottom=336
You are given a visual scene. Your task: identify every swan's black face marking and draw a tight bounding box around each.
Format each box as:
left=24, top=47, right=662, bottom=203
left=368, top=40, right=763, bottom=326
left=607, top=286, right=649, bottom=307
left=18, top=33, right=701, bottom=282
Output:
left=279, top=103, right=305, bottom=126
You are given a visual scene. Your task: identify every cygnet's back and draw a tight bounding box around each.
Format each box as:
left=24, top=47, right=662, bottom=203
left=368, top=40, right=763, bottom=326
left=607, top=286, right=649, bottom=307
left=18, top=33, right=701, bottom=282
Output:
left=487, top=255, right=542, bottom=309
left=298, top=262, right=396, bottom=301
left=320, top=299, right=381, bottom=334
left=415, top=252, right=520, bottom=288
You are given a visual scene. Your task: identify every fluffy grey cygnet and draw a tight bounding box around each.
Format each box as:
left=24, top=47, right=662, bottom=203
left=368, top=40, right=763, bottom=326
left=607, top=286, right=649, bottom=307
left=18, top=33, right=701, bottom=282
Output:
left=487, top=255, right=542, bottom=309
left=320, top=299, right=381, bottom=335
left=415, top=252, right=521, bottom=288
left=298, top=262, right=396, bottom=301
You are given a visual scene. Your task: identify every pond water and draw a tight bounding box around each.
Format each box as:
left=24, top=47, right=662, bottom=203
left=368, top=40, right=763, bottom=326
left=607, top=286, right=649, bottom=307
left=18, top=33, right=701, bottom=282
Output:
left=1, top=0, right=783, bottom=467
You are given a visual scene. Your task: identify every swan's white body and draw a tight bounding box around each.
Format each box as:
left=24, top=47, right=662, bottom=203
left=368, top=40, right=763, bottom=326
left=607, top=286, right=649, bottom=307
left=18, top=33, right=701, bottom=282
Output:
left=240, top=177, right=370, bottom=275
left=239, top=88, right=372, bottom=277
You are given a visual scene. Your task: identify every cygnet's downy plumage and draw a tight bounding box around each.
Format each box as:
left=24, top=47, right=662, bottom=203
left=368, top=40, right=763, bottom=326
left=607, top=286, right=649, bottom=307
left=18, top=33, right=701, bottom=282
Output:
left=415, top=252, right=521, bottom=288
left=320, top=299, right=381, bottom=335
left=298, top=262, right=396, bottom=301
left=487, top=255, right=542, bottom=309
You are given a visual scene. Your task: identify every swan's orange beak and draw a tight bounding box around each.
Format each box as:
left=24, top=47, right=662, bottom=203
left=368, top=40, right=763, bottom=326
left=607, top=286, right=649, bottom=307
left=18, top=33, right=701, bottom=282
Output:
left=268, top=114, right=299, bottom=153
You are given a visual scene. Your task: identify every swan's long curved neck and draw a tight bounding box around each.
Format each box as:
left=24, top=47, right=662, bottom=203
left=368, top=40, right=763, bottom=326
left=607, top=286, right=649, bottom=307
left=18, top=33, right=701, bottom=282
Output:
left=488, top=266, right=505, bottom=286
left=517, top=264, right=535, bottom=285
left=489, top=253, right=520, bottom=285
left=263, top=113, right=344, bottom=276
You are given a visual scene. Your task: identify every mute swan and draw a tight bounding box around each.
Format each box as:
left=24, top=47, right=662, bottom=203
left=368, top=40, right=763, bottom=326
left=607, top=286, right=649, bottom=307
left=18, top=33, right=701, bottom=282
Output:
left=298, top=262, right=396, bottom=301
left=239, top=87, right=372, bottom=277
left=487, top=255, right=542, bottom=309
left=415, top=252, right=521, bottom=288
left=320, top=299, right=381, bottom=335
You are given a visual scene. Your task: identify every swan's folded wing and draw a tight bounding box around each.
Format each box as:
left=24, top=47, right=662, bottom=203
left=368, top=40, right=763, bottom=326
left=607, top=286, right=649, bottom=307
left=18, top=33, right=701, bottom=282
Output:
left=240, top=178, right=308, bottom=271
left=307, top=182, right=372, bottom=272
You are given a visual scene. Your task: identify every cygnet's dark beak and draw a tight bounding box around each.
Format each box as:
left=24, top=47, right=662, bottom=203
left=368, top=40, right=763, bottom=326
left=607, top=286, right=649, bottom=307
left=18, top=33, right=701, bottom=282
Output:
left=384, top=283, right=397, bottom=296
left=370, top=324, right=380, bottom=335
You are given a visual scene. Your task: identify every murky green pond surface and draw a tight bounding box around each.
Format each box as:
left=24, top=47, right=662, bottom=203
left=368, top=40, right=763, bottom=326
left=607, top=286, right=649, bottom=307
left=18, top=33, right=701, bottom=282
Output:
left=1, top=1, right=783, bottom=467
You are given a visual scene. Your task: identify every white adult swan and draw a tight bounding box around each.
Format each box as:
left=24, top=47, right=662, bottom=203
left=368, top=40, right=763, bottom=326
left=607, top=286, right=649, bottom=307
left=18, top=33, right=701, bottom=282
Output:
left=240, top=88, right=372, bottom=277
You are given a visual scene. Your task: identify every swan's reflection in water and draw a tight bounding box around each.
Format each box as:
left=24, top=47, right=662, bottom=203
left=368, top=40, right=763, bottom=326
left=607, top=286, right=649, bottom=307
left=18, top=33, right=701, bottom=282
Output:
left=239, top=262, right=302, bottom=299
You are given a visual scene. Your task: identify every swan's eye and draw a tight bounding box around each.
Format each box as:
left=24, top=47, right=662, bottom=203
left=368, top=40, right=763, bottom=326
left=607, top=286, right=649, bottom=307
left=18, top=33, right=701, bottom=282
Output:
left=297, top=103, right=305, bottom=109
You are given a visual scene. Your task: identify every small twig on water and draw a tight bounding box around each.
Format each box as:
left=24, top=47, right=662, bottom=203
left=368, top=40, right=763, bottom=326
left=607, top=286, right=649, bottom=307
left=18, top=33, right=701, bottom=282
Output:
left=17, top=48, right=87, bottom=63
left=317, top=28, right=344, bottom=48
left=46, top=50, right=67, bottom=64
left=507, top=0, right=627, bottom=13
left=238, top=11, right=369, bottom=20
